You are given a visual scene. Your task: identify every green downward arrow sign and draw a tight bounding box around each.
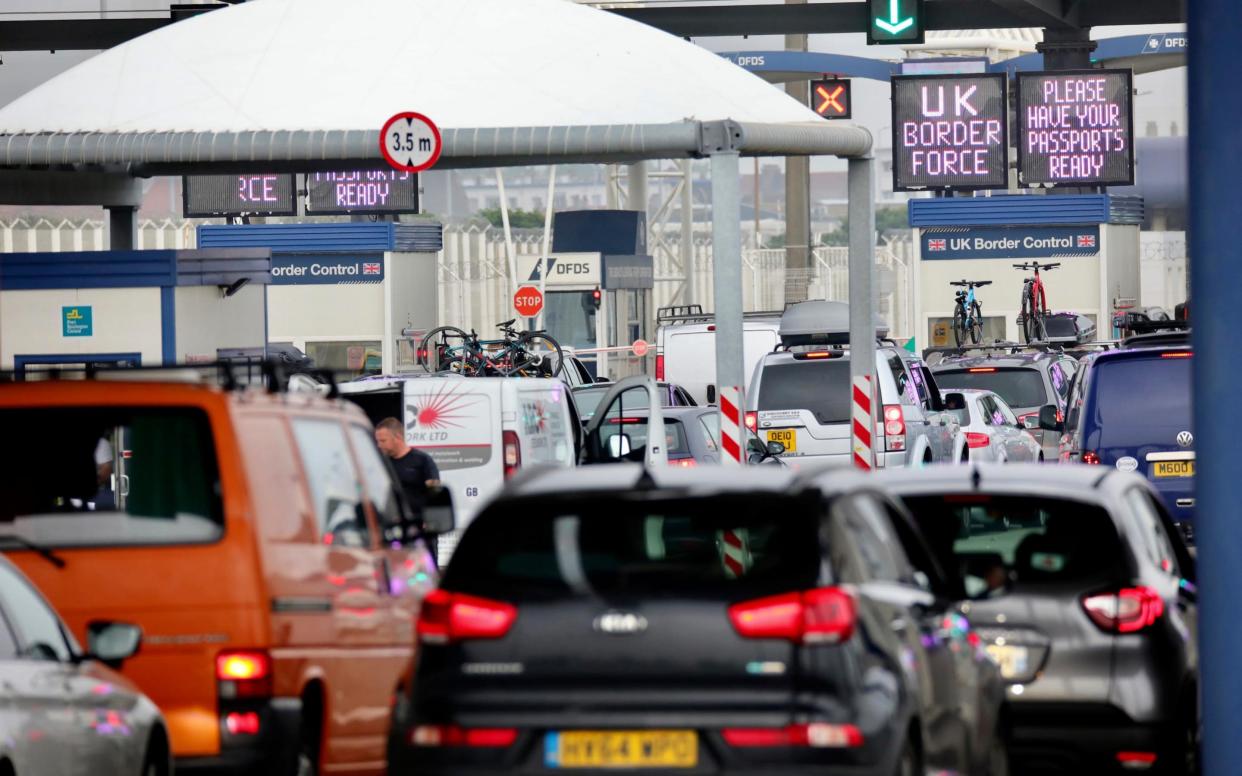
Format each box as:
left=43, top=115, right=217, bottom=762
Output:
left=875, top=0, right=914, bottom=34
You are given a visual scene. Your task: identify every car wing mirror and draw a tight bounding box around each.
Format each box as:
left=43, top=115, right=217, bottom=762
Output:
left=607, top=433, right=633, bottom=458
left=766, top=440, right=785, bottom=456
left=85, top=621, right=143, bottom=669
left=1037, top=404, right=1063, bottom=432
left=706, top=385, right=717, bottom=404
left=421, top=487, right=456, bottom=537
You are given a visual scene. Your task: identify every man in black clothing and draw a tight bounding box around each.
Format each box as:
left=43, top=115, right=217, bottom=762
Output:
left=375, top=417, right=441, bottom=516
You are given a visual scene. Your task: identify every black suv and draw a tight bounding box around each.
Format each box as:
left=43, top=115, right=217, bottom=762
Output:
left=930, top=349, right=1080, bottom=461
left=873, top=464, right=1199, bottom=775
left=387, top=465, right=1006, bottom=776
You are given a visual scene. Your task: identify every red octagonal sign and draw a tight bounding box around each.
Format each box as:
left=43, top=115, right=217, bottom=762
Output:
left=514, top=285, right=544, bottom=317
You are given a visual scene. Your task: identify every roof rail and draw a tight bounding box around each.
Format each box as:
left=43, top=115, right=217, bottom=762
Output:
left=656, top=305, right=785, bottom=325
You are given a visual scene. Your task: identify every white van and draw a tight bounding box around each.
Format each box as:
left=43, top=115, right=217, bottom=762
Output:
left=339, top=374, right=580, bottom=555
left=655, top=305, right=781, bottom=405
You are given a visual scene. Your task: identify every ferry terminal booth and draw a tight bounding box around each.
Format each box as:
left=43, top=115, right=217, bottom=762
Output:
left=0, top=248, right=271, bottom=375
left=197, top=222, right=443, bottom=375
left=528, top=210, right=655, bottom=380
left=911, top=194, right=1145, bottom=348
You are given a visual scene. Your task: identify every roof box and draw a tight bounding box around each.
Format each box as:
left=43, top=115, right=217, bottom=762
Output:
left=1043, top=312, right=1096, bottom=344
left=779, top=300, right=889, bottom=346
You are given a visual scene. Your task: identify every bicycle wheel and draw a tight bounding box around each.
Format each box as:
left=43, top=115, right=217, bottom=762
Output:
left=418, top=326, right=468, bottom=372
left=970, top=302, right=984, bottom=344
left=1030, top=310, right=1047, bottom=342
left=513, top=333, right=565, bottom=377
left=952, top=306, right=967, bottom=347
left=1020, top=293, right=1034, bottom=344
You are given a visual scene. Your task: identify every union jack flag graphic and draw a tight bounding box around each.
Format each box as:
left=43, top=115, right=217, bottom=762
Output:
left=363, top=262, right=382, bottom=275
left=1076, top=234, right=1096, bottom=249
left=927, top=238, right=947, bottom=251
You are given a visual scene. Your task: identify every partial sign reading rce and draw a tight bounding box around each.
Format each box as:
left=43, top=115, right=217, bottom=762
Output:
left=1017, top=69, right=1134, bottom=186
left=891, top=73, right=1008, bottom=191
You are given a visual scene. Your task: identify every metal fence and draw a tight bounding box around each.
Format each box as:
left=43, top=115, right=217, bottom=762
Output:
left=0, top=217, right=197, bottom=253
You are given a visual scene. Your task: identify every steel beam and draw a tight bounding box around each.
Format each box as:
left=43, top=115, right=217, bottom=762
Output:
left=1188, top=0, right=1236, bottom=769
left=847, top=156, right=876, bottom=469
left=0, top=5, right=224, bottom=51
left=106, top=206, right=137, bottom=250
left=984, top=0, right=1079, bottom=28
left=710, top=150, right=745, bottom=463
left=0, top=170, right=142, bottom=207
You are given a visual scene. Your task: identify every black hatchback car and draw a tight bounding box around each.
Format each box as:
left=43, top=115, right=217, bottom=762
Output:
left=872, top=465, right=1198, bottom=775
left=387, top=465, right=1006, bottom=776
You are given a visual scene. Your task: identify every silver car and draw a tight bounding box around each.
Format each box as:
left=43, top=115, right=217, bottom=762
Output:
left=942, top=388, right=1043, bottom=463
left=0, top=554, right=169, bottom=776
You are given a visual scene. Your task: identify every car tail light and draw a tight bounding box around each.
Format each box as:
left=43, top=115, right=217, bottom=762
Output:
left=883, top=405, right=906, bottom=452
left=502, top=430, right=521, bottom=478
left=722, top=723, right=863, bottom=749
left=1161, top=352, right=1192, bottom=359
left=1082, top=450, right=1101, bottom=465
left=965, top=432, right=991, bottom=449
left=1116, top=751, right=1158, bottom=770
left=792, top=350, right=840, bottom=360
left=671, top=458, right=697, bottom=468
left=224, top=711, right=261, bottom=736
left=417, top=589, right=517, bottom=644
left=411, top=724, right=518, bottom=748
left=744, top=411, right=758, bottom=432
left=729, top=587, right=855, bottom=644
left=216, top=650, right=272, bottom=699
left=968, top=367, right=997, bottom=373
left=655, top=354, right=665, bottom=380
left=1082, top=587, right=1165, bottom=634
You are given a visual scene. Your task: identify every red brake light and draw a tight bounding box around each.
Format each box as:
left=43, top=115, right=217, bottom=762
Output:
left=216, top=650, right=270, bottom=681
left=1082, top=450, right=1101, bottom=465
left=968, top=367, right=997, bottom=373
left=1161, top=352, right=1192, bottom=359
left=723, top=723, right=863, bottom=749
left=729, top=587, right=855, bottom=644
left=744, top=411, right=758, bottom=431
left=965, top=432, right=991, bottom=449
left=1082, top=587, right=1165, bottom=634
left=655, top=354, right=665, bottom=380
left=1116, top=751, right=1158, bottom=767
left=224, top=711, right=261, bottom=736
left=883, top=405, right=906, bottom=451
left=411, top=725, right=518, bottom=748
left=793, top=350, right=839, bottom=360
left=502, top=430, right=521, bottom=478
left=671, top=458, right=697, bottom=468
left=417, top=589, right=517, bottom=644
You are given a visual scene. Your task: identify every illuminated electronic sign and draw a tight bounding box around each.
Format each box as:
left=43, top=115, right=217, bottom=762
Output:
left=891, top=73, right=1008, bottom=191
left=1017, top=69, right=1135, bottom=187
left=811, top=79, right=852, bottom=120
left=305, top=170, right=418, bottom=215
left=182, top=174, right=296, bottom=217
left=868, top=0, right=924, bottom=45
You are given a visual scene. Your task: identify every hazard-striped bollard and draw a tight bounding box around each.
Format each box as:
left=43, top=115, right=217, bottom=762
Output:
left=719, top=385, right=745, bottom=465
left=851, top=375, right=874, bottom=470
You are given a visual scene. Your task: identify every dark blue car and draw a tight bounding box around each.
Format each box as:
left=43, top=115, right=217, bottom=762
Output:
left=1047, top=335, right=1195, bottom=540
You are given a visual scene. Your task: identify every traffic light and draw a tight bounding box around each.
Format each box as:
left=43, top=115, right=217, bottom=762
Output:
left=867, top=0, right=924, bottom=45
left=591, top=287, right=602, bottom=310
left=811, top=79, right=852, bottom=119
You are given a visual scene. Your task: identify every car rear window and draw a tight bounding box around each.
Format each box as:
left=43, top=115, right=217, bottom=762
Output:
left=575, top=387, right=669, bottom=419
left=599, top=418, right=690, bottom=455
left=902, top=495, right=1123, bottom=597
left=933, top=368, right=1048, bottom=409
left=758, top=361, right=851, bottom=424
left=445, top=496, right=821, bottom=600
left=0, top=407, right=223, bottom=547
left=1092, top=356, right=1191, bottom=430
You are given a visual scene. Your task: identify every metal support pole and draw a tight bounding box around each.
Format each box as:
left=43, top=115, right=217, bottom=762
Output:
left=627, top=162, right=648, bottom=218
left=711, top=151, right=746, bottom=465
left=681, top=160, right=694, bottom=305
left=106, top=205, right=137, bottom=250
left=783, top=0, right=812, bottom=304
left=1189, top=0, right=1236, bottom=770
left=847, top=156, right=876, bottom=470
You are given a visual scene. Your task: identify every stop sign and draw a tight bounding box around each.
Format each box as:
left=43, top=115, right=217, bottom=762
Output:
left=514, top=285, right=544, bottom=317
left=632, top=339, right=650, bottom=357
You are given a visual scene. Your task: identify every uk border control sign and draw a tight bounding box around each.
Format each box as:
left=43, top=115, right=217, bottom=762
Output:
left=891, top=73, right=1008, bottom=191
left=380, top=112, right=443, bottom=173
left=1017, top=69, right=1135, bottom=187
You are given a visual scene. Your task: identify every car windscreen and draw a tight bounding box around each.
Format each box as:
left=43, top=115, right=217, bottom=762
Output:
left=575, top=387, right=668, bottom=419
left=445, top=495, right=821, bottom=600
left=598, top=418, right=690, bottom=455
left=933, top=368, right=1047, bottom=409
left=757, top=361, right=851, bottom=424
left=1092, top=355, right=1191, bottom=431
left=0, top=407, right=223, bottom=547
left=902, top=495, right=1123, bottom=598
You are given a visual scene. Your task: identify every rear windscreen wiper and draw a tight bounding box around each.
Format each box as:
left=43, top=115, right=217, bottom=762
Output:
left=0, top=535, right=67, bottom=569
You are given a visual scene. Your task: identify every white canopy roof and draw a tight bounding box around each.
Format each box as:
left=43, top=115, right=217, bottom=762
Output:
left=0, top=0, right=823, bottom=134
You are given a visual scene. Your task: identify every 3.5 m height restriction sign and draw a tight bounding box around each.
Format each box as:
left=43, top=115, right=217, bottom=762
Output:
left=380, top=112, right=442, bottom=173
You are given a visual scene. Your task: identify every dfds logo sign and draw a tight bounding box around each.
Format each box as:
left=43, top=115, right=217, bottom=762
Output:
left=517, top=253, right=601, bottom=287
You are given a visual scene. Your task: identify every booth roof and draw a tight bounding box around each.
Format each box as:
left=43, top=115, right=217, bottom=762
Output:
left=0, top=0, right=824, bottom=134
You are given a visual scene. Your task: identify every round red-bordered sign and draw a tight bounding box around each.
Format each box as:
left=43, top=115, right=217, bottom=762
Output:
left=379, top=112, right=442, bottom=173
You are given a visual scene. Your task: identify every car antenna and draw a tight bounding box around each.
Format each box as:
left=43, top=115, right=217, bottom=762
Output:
left=971, top=466, right=982, bottom=491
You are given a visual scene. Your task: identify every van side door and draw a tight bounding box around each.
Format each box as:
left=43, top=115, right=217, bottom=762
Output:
left=581, top=376, right=669, bottom=466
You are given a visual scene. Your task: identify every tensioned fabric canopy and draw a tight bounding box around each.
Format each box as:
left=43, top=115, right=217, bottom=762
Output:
left=0, top=0, right=871, bottom=172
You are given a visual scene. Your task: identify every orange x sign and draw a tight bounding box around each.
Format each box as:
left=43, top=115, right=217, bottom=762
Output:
left=816, top=84, right=846, bottom=115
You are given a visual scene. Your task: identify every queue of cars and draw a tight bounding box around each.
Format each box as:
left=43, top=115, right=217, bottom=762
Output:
left=0, top=302, right=1196, bottom=775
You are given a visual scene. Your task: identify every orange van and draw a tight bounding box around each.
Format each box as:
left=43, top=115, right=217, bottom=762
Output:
left=0, top=375, right=446, bottom=774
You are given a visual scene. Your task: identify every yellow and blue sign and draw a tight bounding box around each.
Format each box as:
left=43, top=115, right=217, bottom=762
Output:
left=62, top=306, right=93, bottom=337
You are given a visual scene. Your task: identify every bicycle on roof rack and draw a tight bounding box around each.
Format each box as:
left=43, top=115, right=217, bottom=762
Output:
left=1013, top=262, right=1060, bottom=344
left=949, top=279, right=992, bottom=347
left=417, top=320, right=565, bottom=378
